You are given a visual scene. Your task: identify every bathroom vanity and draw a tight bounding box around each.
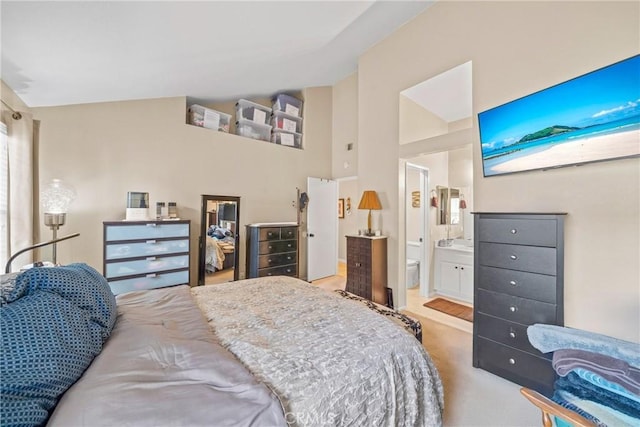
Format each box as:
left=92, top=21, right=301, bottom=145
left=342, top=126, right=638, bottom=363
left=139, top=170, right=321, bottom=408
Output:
left=433, top=240, right=474, bottom=303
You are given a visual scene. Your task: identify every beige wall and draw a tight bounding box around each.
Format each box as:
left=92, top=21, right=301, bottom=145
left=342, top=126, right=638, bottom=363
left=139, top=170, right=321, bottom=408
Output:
left=33, top=91, right=333, bottom=281
left=358, top=1, right=640, bottom=341
left=399, top=95, right=448, bottom=144
left=337, top=178, right=358, bottom=261
left=332, top=73, right=358, bottom=179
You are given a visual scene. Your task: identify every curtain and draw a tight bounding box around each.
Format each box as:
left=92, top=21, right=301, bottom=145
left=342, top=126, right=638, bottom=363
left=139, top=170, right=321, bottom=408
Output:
left=1, top=107, right=34, bottom=272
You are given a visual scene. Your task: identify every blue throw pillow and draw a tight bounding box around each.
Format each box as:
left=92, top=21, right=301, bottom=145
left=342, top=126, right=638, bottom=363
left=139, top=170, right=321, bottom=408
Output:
left=1, top=264, right=117, bottom=426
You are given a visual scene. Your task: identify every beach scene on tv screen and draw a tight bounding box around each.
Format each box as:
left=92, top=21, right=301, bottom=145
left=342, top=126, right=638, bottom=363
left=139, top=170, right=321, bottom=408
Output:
left=479, top=55, right=640, bottom=177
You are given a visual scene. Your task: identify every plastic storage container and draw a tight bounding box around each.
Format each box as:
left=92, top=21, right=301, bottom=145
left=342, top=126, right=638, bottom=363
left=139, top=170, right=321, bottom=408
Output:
left=271, top=130, right=302, bottom=148
left=236, top=99, right=272, bottom=125
left=272, top=94, right=303, bottom=117
left=271, top=110, right=303, bottom=133
left=188, top=104, right=231, bottom=132
left=236, top=119, right=272, bottom=142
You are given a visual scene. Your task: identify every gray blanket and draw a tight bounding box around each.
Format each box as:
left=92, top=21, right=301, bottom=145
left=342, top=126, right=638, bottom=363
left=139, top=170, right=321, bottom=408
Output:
left=192, top=276, right=444, bottom=427
left=47, top=285, right=285, bottom=427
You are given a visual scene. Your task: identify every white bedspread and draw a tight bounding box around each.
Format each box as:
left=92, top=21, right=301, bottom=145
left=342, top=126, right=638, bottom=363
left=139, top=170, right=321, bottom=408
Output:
left=192, top=276, right=444, bottom=427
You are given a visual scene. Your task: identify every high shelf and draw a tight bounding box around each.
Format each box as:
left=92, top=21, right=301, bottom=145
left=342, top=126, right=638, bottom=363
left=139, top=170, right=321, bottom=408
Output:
left=246, top=223, right=299, bottom=278
left=103, top=220, right=191, bottom=294
left=472, top=212, right=565, bottom=397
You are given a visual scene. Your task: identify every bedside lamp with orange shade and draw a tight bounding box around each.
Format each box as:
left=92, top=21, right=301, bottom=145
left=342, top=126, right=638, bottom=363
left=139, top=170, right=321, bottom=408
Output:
left=358, top=190, right=382, bottom=236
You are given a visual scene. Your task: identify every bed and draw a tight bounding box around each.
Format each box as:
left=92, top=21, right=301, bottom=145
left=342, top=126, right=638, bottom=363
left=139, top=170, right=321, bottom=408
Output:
left=1, top=264, right=444, bottom=426
left=205, top=226, right=235, bottom=272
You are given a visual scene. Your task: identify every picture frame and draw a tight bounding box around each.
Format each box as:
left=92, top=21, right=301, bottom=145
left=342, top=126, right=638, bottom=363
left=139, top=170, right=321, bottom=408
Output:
left=338, top=198, right=345, bottom=219
left=412, top=191, right=420, bottom=208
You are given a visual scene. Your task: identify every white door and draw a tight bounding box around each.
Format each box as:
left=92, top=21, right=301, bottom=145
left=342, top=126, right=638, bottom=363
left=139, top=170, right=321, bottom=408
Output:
left=307, top=177, right=338, bottom=281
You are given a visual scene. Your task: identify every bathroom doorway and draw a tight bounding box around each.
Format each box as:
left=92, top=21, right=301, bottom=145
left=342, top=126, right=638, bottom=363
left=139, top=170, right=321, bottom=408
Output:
left=405, top=163, right=430, bottom=299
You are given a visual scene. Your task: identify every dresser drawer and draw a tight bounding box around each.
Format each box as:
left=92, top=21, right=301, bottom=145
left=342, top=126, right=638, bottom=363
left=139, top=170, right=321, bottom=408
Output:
left=258, top=227, right=282, bottom=241
left=105, top=222, right=189, bottom=241
left=105, top=239, right=189, bottom=260
left=476, top=289, right=558, bottom=325
left=280, top=227, right=297, bottom=240
left=108, top=270, right=189, bottom=295
left=477, top=218, right=557, bottom=247
left=477, top=265, right=557, bottom=303
left=258, top=264, right=297, bottom=277
left=258, top=252, right=296, bottom=268
left=478, top=242, right=556, bottom=275
left=258, top=239, right=297, bottom=255
left=106, top=254, right=189, bottom=278
left=475, top=313, right=549, bottom=357
left=475, top=337, right=555, bottom=396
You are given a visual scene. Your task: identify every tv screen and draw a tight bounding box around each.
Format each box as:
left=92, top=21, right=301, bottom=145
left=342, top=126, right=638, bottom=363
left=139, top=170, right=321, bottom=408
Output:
left=478, top=55, right=640, bottom=177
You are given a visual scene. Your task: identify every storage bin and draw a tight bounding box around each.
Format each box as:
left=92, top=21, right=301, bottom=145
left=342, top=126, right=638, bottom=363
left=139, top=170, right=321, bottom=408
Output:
left=271, top=130, right=302, bottom=148
left=236, top=119, right=272, bottom=142
left=236, top=99, right=272, bottom=125
left=272, top=94, right=303, bottom=117
left=271, top=110, right=303, bottom=133
left=187, top=104, right=231, bottom=132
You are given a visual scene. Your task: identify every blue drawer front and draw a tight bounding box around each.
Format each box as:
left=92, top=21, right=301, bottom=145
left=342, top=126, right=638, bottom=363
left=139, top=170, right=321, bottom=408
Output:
left=106, top=223, right=189, bottom=241
left=105, top=239, right=189, bottom=260
left=106, top=255, right=189, bottom=278
left=109, top=270, right=189, bottom=295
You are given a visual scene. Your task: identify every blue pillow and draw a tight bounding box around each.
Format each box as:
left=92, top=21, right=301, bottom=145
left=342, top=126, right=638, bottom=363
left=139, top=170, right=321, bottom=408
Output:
left=1, top=264, right=117, bottom=426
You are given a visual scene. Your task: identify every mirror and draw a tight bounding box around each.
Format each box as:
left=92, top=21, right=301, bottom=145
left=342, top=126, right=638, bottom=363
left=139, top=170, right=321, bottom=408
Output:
left=198, top=195, right=240, bottom=285
left=436, top=186, right=460, bottom=225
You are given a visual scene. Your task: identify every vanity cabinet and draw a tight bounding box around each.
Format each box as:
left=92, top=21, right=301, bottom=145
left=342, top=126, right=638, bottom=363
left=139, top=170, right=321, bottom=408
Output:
left=345, top=235, right=387, bottom=305
left=472, top=212, right=565, bottom=397
left=103, top=220, right=191, bottom=295
left=434, top=246, right=473, bottom=302
left=246, top=223, right=298, bottom=278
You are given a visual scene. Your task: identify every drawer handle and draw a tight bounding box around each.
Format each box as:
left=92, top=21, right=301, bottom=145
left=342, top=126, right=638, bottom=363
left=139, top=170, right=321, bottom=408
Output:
left=146, top=257, right=157, bottom=261
left=268, top=246, right=273, bottom=250
left=509, top=280, right=517, bottom=286
left=510, top=229, right=517, bottom=234
left=509, top=358, right=516, bottom=365
left=287, top=256, right=292, bottom=260
left=286, top=269, right=291, bottom=273
left=146, top=240, right=157, bottom=244
left=460, top=267, right=464, bottom=271
left=146, top=223, right=157, bottom=227
left=267, top=273, right=273, bottom=276
left=509, top=306, right=517, bottom=312
left=510, top=254, right=518, bottom=260
left=287, top=244, right=292, bottom=248
left=454, top=266, right=458, bottom=270
left=268, top=259, right=273, bottom=263
left=268, top=232, right=273, bottom=237
left=146, top=273, right=158, bottom=278
left=509, top=331, right=516, bottom=339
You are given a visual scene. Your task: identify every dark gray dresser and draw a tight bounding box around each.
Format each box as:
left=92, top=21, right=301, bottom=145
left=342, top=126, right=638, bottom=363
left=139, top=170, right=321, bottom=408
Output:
left=246, top=223, right=298, bottom=278
left=472, top=212, right=565, bottom=397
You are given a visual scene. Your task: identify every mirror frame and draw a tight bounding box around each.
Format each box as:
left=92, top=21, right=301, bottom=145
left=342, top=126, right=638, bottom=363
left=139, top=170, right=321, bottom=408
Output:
left=436, top=186, right=460, bottom=226
left=198, top=194, right=241, bottom=285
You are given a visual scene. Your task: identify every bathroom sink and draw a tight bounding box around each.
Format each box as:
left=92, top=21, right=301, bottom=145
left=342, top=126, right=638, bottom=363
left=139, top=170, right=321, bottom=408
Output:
left=436, top=239, right=474, bottom=252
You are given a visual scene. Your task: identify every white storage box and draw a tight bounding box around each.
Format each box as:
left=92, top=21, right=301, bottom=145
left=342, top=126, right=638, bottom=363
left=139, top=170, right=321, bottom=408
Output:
left=188, top=104, right=231, bottom=132
left=271, top=111, right=303, bottom=133
left=272, top=94, right=303, bottom=117
left=236, top=119, right=272, bottom=142
left=236, top=99, right=272, bottom=125
left=271, top=130, right=302, bottom=148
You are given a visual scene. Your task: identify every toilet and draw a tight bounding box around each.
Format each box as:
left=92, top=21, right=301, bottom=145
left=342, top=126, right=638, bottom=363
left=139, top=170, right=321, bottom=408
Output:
left=406, top=241, right=421, bottom=288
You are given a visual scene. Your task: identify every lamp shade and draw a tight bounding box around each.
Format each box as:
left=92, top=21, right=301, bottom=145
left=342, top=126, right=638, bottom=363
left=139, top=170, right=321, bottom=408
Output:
left=358, top=190, right=382, bottom=210
left=41, top=179, right=76, bottom=214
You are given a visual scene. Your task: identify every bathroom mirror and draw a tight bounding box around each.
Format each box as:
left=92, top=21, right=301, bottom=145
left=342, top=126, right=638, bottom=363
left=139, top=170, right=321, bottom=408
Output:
left=198, top=195, right=240, bottom=285
left=436, top=186, right=460, bottom=225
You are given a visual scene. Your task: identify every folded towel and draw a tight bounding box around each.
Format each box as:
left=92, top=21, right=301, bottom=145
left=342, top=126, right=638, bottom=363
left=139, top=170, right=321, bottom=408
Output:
left=574, top=368, right=640, bottom=405
left=527, top=324, right=640, bottom=368
left=552, top=391, right=606, bottom=427
left=553, top=348, right=640, bottom=396
left=556, top=390, right=640, bottom=427
left=556, top=372, right=640, bottom=418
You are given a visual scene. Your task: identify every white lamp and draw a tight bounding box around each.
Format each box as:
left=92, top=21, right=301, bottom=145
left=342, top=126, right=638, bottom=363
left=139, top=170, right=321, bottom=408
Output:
left=41, top=179, right=76, bottom=264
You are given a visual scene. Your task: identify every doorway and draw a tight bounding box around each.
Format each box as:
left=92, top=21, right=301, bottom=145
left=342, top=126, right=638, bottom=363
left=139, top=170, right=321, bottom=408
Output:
left=198, top=195, right=240, bottom=285
left=306, top=177, right=338, bottom=281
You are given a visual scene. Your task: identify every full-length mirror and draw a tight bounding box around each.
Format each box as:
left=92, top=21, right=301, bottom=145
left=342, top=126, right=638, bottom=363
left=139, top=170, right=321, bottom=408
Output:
left=198, top=195, right=240, bottom=285
left=436, top=186, right=460, bottom=225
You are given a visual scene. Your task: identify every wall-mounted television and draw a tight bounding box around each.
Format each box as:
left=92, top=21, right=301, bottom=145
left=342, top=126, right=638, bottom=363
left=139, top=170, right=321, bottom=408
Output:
left=478, top=55, right=640, bottom=177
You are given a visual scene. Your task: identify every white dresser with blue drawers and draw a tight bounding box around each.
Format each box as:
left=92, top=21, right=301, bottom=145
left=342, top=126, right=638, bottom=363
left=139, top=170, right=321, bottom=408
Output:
left=103, top=220, right=190, bottom=295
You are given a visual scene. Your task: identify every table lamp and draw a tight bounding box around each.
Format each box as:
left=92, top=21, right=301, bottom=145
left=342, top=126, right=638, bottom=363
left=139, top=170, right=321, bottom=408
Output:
left=41, top=179, right=76, bottom=264
left=358, top=190, right=382, bottom=236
